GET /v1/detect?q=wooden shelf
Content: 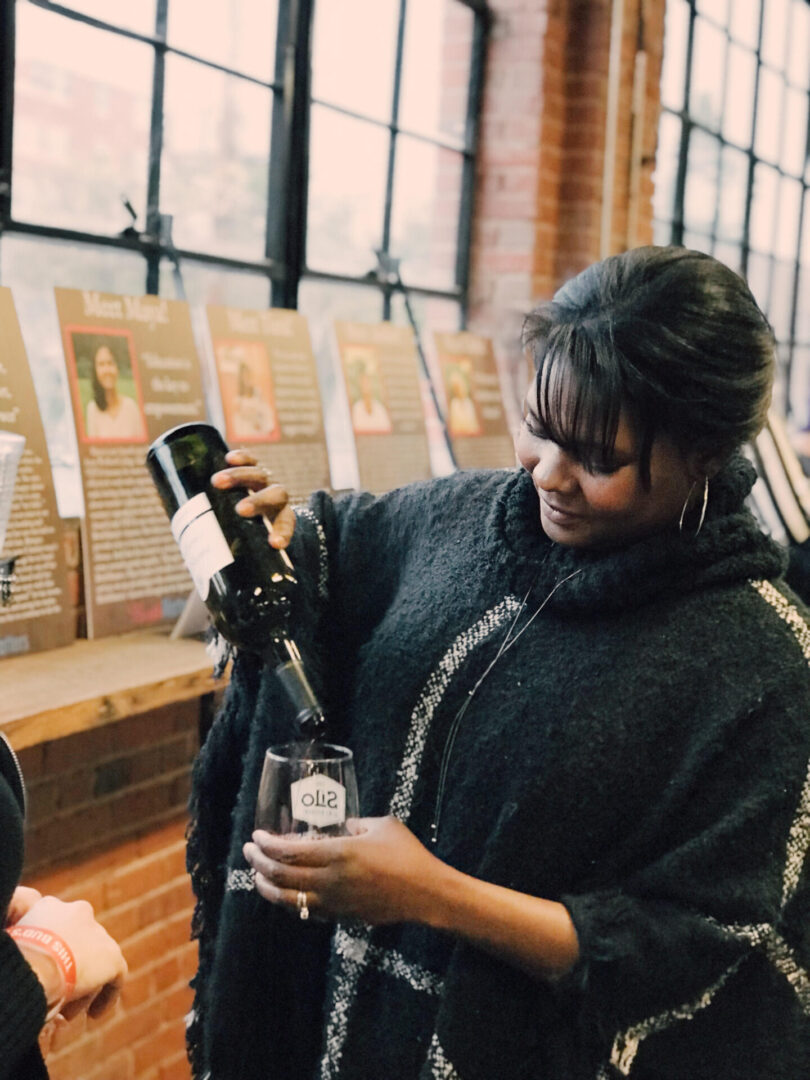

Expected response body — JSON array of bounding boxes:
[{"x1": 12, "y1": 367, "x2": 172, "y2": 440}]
[{"x1": 0, "y1": 630, "x2": 229, "y2": 750}]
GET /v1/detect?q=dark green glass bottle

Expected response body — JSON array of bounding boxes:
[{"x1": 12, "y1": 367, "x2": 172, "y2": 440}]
[{"x1": 146, "y1": 421, "x2": 325, "y2": 736}]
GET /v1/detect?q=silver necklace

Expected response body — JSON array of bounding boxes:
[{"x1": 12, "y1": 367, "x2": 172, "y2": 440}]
[{"x1": 429, "y1": 566, "x2": 583, "y2": 844}]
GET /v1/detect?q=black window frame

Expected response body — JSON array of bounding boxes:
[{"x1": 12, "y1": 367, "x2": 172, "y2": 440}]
[
  {"x1": 0, "y1": 0, "x2": 490, "y2": 324},
  {"x1": 655, "y1": 0, "x2": 810, "y2": 416}
]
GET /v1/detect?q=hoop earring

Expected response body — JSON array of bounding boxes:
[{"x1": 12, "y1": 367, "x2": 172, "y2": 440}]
[
  {"x1": 678, "y1": 480, "x2": 697, "y2": 533},
  {"x1": 695, "y1": 475, "x2": 709, "y2": 536},
  {"x1": 679, "y1": 477, "x2": 709, "y2": 536}
]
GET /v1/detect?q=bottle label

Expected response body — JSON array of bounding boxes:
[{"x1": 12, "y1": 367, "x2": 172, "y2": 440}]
[
  {"x1": 171, "y1": 492, "x2": 234, "y2": 601},
  {"x1": 290, "y1": 773, "x2": 346, "y2": 829}
]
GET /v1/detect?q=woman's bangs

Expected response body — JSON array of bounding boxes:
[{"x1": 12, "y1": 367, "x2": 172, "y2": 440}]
[{"x1": 538, "y1": 328, "x2": 624, "y2": 471}]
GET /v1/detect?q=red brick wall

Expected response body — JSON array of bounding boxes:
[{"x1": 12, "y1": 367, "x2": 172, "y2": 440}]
[
  {"x1": 469, "y1": 0, "x2": 666, "y2": 395},
  {"x1": 17, "y1": 703, "x2": 201, "y2": 1080}
]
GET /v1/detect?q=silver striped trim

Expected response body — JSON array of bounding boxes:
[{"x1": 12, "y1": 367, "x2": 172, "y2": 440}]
[
  {"x1": 319, "y1": 932, "x2": 366, "y2": 1080},
  {"x1": 319, "y1": 596, "x2": 521, "y2": 1079},
  {"x1": 598, "y1": 579, "x2": 810, "y2": 1076},
  {"x1": 295, "y1": 506, "x2": 329, "y2": 600},
  {"x1": 388, "y1": 595, "x2": 522, "y2": 822},
  {"x1": 426, "y1": 1033, "x2": 462, "y2": 1079},
  {"x1": 334, "y1": 926, "x2": 443, "y2": 996},
  {"x1": 764, "y1": 931, "x2": 810, "y2": 1012},
  {"x1": 713, "y1": 921, "x2": 810, "y2": 1014},
  {"x1": 608, "y1": 959, "x2": 745, "y2": 1076},
  {"x1": 225, "y1": 867, "x2": 256, "y2": 891}
]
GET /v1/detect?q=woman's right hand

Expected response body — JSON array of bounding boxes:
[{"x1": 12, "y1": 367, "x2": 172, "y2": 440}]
[
  {"x1": 15, "y1": 895, "x2": 127, "y2": 1019},
  {"x1": 211, "y1": 449, "x2": 296, "y2": 550}
]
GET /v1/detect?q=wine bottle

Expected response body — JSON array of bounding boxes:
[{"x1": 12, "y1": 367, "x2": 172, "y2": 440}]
[{"x1": 146, "y1": 421, "x2": 325, "y2": 737}]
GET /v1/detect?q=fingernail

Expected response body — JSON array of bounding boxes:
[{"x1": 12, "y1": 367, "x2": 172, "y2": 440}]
[{"x1": 236, "y1": 499, "x2": 255, "y2": 514}]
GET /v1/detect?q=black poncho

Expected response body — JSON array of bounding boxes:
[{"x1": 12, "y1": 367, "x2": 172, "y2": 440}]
[{"x1": 187, "y1": 456, "x2": 810, "y2": 1079}]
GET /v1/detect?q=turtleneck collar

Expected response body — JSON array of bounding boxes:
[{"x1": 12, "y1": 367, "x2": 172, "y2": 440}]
[{"x1": 490, "y1": 453, "x2": 787, "y2": 615}]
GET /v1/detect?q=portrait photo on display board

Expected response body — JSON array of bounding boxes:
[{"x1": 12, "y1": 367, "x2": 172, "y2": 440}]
[
  {"x1": 344, "y1": 345, "x2": 393, "y2": 435},
  {"x1": 442, "y1": 357, "x2": 482, "y2": 437},
  {"x1": 215, "y1": 340, "x2": 280, "y2": 444},
  {"x1": 64, "y1": 327, "x2": 147, "y2": 443}
]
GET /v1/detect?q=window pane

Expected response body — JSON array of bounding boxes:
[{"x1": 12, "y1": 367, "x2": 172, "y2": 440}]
[
  {"x1": 682, "y1": 230, "x2": 713, "y2": 254},
  {"x1": 761, "y1": 0, "x2": 790, "y2": 68},
  {"x1": 167, "y1": 0, "x2": 278, "y2": 81},
  {"x1": 158, "y1": 261, "x2": 271, "y2": 308},
  {"x1": 781, "y1": 87, "x2": 808, "y2": 176},
  {"x1": 768, "y1": 258, "x2": 796, "y2": 340},
  {"x1": 652, "y1": 111, "x2": 681, "y2": 223},
  {"x1": 689, "y1": 17, "x2": 726, "y2": 130},
  {"x1": 660, "y1": 0, "x2": 691, "y2": 111},
  {"x1": 796, "y1": 267, "x2": 810, "y2": 342},
  {"x1": 162, "y1": 56, "x2": 272, "y2": 260},
  {"x1": 787, "y1": 0, "x2": 810, "y2": 89},
  {"x1": 696, "y1": 0, "x2": 729, "y2": 22},
  {"x1": 311, "y1": 0, "x2": 398, "y2": 123},
  {"x1": 774, "y1": 176, "x2": 802, "y2": 259},
  {"x1": 684, "y1": 129, "x2": 720, "y2": 234},
  {"x1": 399, "y1": 0, "x2": 473, "y2": 144},
  {"x1": 297, "y1": 279, "x2": 384, "y2": 490},
  {"x1": 0, "y1": 235, "x2": 149, "y2": 517},
  {"x1": 716, "y1": 144, "x2": 749, "y2": 240},
  {"x1": 653, "y1": 218, "x2": 672, "y2": 245},
  {"x1": 390, "y1": 138, "x2": 462, "y2": 291},
  {"x1": 307, "y1": 107, "x2": 388, "y2": 276},
  {"x1": 746, "y1": 251, "x2": 772, "y2": 313},
  {"x1": 749, "y1": 163, "x2": 780, "y2": 251},
  {"x1": 390, "y1": 293, "x2": 461, "y2": 332},
  {"x1": 729, "y1": 0, "x2": 761, "y2": 46},
  {"x1": 62, "y1": 0, "x2": 156, "y2": 36},
  {"x1": 713, "y1": 240, "x2": 743, "y2": 273},
  {"x1": 12, "y1": 5, "x2": 152, "y2": 233},
  {"x1": 754, "y1": 67, "x2": 784, "y2": 164},
  {"x1": 722, "y1": 43, "x2": 757, "y2": 146},
  {"x1": 789, "y1": 347, "x2": 810, "y2": 426}
]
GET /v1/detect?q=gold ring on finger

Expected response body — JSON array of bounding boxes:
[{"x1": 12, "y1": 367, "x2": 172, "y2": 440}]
[{"x1": 296, "y1": 890, "x2": 310, "y2": 921}]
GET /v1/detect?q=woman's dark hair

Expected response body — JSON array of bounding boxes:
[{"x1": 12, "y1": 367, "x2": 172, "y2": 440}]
[
  {"x1": 521, "y1": 246, "x2": 775, "y2": 482},
  {"x1": 90, "y1": 343, "x2": 118, "y2": 412}
]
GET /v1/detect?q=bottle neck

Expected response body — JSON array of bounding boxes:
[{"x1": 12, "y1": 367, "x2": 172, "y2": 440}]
[{"x1": 263, "y1": 636, "x2": 326, "y2": 736}]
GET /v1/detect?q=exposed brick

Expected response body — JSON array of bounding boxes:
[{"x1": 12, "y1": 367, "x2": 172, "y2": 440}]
[
  {"x1": 159, "y1": 1052, "x2": 192, "y2": 1080},
  {"x1": 133, "y1": 1023, "x2": 187, "y2": 1077}
]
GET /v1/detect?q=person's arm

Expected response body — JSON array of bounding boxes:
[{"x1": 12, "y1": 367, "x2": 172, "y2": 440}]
[
  {"x1": 245, "y1": 816, "x2": 579, "y2": 981},
  {"x1": 0, "y1": 926, "x2": 49, "y2": 1079},
  {"x1": 246, "y1": 676, "x2": 809, "y2": 1033}
]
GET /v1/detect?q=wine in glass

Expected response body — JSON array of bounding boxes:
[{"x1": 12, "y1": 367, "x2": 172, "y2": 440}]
[{"x1": 255, "y1": 743, "x2": 359, "y2": 837}]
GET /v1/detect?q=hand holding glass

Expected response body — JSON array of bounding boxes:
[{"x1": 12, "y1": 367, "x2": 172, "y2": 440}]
[{"x1": 255, "y1": 743, "x2": 359, "y2": 837}]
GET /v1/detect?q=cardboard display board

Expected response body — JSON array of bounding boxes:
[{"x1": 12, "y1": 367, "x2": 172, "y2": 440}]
[
  {"x1": 334, "y1": 321, "x2": 432, "y2": 494},
  {"x1": 56, "y1": 287, "x2": 206, "y2": 638},
  {"x1": 206, "y1": 305, "x2": 331, "y2": 504},
  {"x1": 434, "y1": 331, "x2": 516, "y2": 470},
  {"x1": 0, "y1": 289, "x2": 74, "y2": 657}
]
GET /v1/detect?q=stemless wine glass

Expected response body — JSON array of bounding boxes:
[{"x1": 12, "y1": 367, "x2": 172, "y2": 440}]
[{"x1": 255, "y1": 743, "x2": 359, "y2": 837}]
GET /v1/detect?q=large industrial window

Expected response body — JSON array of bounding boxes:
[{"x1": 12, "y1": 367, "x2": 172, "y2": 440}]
[
  {"x1": 0, "y1": 0, "x2": 489, "y2": 507},
  {"x1": 653, "y1": 0, "x2": 809, "y2": 420}
]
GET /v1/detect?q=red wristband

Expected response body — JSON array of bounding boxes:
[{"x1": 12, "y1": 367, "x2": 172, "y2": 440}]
[{"x1": 7, "y1": 925, "x2": 77, "y2": 1007}]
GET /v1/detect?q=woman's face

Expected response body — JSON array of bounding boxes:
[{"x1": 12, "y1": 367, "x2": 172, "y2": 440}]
[
  {"x1": 515, "y1": 377, "x2": 699, "y2": 549},
  {"x1": 94, "y1": 346, "x2": 119, "y2": 390}
]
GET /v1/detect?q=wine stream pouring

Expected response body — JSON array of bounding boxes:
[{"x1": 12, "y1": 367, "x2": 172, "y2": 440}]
[{"x1": 146, "y1": 422, "x2": 326, "y2": 739}]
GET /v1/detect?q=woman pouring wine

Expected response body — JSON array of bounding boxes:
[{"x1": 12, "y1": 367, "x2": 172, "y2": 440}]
[{"x1": 186, "y1": 247, "x2": 810, "y2": 1079}]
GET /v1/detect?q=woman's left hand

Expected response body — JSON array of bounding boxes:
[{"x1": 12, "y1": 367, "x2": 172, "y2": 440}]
[{"x1": 243, "y1": 816, "x2": 448, "y2": 926}]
